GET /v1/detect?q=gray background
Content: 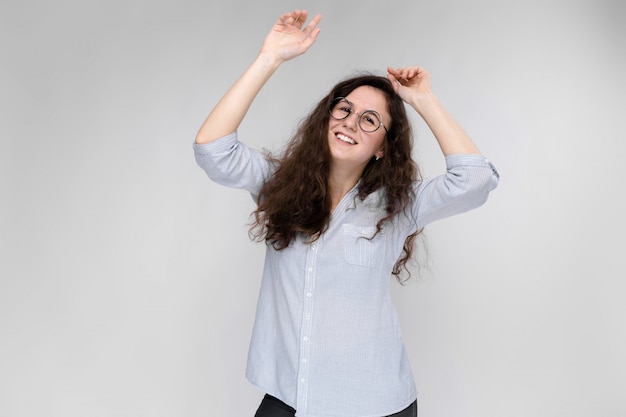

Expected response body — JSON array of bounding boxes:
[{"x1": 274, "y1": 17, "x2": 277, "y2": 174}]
[{"x1": 1, "y1": 0, "x2": 625, "y2": 416}]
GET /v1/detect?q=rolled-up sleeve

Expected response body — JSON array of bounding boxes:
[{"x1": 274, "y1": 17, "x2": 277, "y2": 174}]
[
  {"x1": 193, "y1": 132, "x2": 274, "y2": 201},
  {"x1": 412, "y1": 154, "x2": 499, "y2": 229}
]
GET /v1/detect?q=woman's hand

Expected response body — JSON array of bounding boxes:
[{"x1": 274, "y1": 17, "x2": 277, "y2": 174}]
[
  {"x1": 388, "y1": 65, "x2": 481, "y2": 155},
  {"x1": 195, "y1": 10, "x2": 320, "y2": 144},
  {"x1": 260, "y1": 10, "x2": 322, "y2": 64},
  {"x1": 387, "y1": 66, "x2": 432, "y2": 107}
]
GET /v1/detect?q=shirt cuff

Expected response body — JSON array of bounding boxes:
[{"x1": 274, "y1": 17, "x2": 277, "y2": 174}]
[
  {"x1": 445, "y1": 154, "x2": 499, "y2": 176},
  {"x1": 192, "y1": 131, "x2": 238, "y2": 155}
]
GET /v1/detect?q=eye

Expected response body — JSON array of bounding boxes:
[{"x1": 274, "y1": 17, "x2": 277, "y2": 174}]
[
  {"x1": 339, "y1": 106, "x2": 351, "y2": 115},
  {"x1": 362, "y1": 111, "x2": 380, "y2": 127},
  {"x1": 330, "y1": 99, "x2": 353, "y2": 120}
]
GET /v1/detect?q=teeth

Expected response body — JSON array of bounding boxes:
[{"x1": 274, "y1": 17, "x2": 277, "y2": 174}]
[{"x1": 337, "y1": 133, "x2": 355, "y2": 144}]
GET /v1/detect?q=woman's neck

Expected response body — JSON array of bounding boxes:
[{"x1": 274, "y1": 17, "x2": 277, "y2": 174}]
[{"x1": 328, "y1": 166, "x2": 363, "y2": 211}]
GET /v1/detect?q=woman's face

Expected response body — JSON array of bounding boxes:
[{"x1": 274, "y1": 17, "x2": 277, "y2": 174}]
[{"x1": 327, "y1": 86, "x2": 390, "y2": 171}]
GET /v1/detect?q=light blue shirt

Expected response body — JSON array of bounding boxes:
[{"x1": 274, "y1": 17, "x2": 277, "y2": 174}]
[{"x1": 194, "y1": 132, "x2": 499, "y2": 417}]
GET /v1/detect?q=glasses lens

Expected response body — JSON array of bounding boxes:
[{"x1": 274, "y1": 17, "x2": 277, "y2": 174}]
[
  {"x1": 359, "y1": 111, "x2": 382, "y2": 133},
  {"x1": 330, "y1": 98, "x2": 351, "y2": 120},
  {"x1": 329, "y1": 98, "x2": 383, "y2": 133}
]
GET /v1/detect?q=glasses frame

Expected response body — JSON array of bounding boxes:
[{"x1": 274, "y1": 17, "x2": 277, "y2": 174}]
[{"x1": 329, "y1": 97, "x2": 388, "y2": 134}]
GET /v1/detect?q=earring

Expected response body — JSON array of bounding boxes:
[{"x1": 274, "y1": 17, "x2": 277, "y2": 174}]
[{"x1": 375, "y1": 156, "x2": 381, "y2": 161}]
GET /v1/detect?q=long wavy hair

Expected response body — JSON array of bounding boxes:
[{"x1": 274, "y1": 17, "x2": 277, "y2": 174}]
[{"x1": 251, "y1": 74, "x2": 423, "y2": 280}]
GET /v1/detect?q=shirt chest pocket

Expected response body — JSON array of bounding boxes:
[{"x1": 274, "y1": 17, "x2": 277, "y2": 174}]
[{"x1": 342, "y1": 224, "x2": 384, "y2": 268}]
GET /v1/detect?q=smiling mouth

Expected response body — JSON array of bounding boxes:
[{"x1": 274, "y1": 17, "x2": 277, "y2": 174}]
[{"x1": 336, "y1": 133, "x2": 356, "y2": 145}]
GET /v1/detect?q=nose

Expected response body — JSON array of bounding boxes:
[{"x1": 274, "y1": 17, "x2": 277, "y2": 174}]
[{"x1": 343, "y1": 111, "x2": 359, "y2": 130}]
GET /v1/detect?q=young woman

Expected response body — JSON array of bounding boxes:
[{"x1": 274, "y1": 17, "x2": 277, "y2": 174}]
[{"x1": 194, "y1": 10, "x2": 499, "y2": 417}]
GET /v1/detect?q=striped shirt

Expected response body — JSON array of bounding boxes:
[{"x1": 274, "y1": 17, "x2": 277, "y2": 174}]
[{"x1": 194, "y1": 132, "x2": 499, "y2": 417}]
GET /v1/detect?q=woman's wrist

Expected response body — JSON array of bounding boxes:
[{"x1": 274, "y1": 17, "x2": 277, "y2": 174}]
[
  {"x1": 408, "y1": 90, "x2": 439, "y2": 116},
  {"x1": 256, "y1": 50, "x2": 285, "y2": 71}
]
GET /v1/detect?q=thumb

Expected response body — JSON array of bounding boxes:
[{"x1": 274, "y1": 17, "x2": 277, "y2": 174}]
[{"x1": 387, "y1": 70, "x2": 400, "y2": 94}]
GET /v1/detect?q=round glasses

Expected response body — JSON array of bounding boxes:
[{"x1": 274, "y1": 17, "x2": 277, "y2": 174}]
[{"x1": 329, "y1": 97, "x2": 388, "y2": 133}]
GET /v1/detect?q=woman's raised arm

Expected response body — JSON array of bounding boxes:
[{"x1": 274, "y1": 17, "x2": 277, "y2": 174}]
[{"x1": 195, "y1": 10, "x2": 322, "y2": 144}]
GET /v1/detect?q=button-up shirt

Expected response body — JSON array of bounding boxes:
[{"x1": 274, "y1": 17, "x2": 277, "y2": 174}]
[{"x1": 194, "y1": 132, "x2": 499, "y2": 417}]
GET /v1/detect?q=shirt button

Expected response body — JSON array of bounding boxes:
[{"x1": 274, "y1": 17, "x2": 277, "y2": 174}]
[
  {"x1": 303, "y1": 336, "x2": 309, "y2": 341},
  {"x1": 307, "y1": 267, "x2": 313, "y2": 272},
  {"x1": 306, "y1": 293, "x2": 312, "y2": 297},
  {"x1": 300, "y1": 378, "x2": 306, "y2": 383},
  {"x1": 311, "y1": 244, "x2": 316, "y2": 250},
  {"x1": 302, "y1": 358, "x2": 308, "y2": 363}
]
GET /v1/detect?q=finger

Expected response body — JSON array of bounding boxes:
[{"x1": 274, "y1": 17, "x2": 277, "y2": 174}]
[
  {"x1": 387, "y1": 68, "x2": 404, "y2": 83},
  {"x1": 387, "y1": 67, "x2": 399, "y2": 77},
  {"x1": 412, "y1": 67, "x2": 428, "y2": 82},
  {"x1": 406, "y1": 68, "x2": 418, "y2": 81},
  {"x1": 280, "y1": 10, "x2": 303, "y2": 26},
  {"x1": 303, "y1": 13, "x2": 322, "y2": 35},
  {"x1": 292, "y1": 9, "x2": 306, "y2": 27},
  {"x1": 388, "y1": 67, "x2": 406, "y2": 82},
  {"x1": 386, "y1": 72, "x2": 400, "y2": 93},
  {"x1": 303, "y1": 27, "x2": 322, "y2": 51},
  {"x1": 277, "y1": 12, "x2": 293, "y2": 25},
  {"x1": 393, "y1": 67, "x2": 408, "y2": 81}
]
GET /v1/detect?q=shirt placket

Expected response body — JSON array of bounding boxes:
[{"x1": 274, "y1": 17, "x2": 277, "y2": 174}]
[{"x1": 295, "y1": 237, "x2": 320, "y2": 414}]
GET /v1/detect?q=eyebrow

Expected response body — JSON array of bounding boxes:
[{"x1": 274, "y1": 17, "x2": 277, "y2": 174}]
[{"x1": 344, "y1": 98, "x2": 384, "y2": 116}]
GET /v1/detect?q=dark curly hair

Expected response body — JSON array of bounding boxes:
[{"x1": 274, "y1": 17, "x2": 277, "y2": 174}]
[{"x1": 251, "y1": 74, "x2": 423, "y2": 279}]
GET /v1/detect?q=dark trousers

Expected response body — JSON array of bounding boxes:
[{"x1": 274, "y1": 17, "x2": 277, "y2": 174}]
[{"x1": 254, "y1": 394, "x2": 418, "y2": 417}]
